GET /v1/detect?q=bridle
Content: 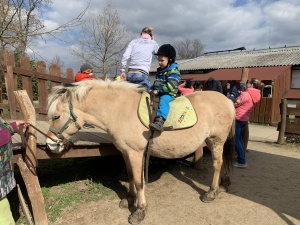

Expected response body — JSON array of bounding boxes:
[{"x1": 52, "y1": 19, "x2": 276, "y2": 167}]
[{"x1": 48, "y1": 101, "x2": 82, "y2": 144}]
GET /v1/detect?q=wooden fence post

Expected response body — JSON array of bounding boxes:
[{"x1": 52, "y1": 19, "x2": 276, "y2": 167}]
[
  {"x1": 5, "y1": 65, "x2": 17, "y2": 119},
  {"x1": 241, "y1": 68, "x2": 249, "y2": 84},
  {"x1": 49, "y1": 64, "x2": 61, "y2": 87},
  {"x1": 277, "y1": 98, "x2": 287, "y2": 144},
  {"x1": 14, "y1": 90, "x2": 48, "y2": 225},
  {"x1": 66, "y1": 68, "x2": 74, "y2": 80},
  {"x1": 20, "y1": 56, "x2": 33, "y2": 102},
  {"x1": 36, "y1": 61, "x2": 48, "y2": 120}
]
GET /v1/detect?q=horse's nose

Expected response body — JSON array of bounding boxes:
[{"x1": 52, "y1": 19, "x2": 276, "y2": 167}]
[{"x1": 46, "y1": 138, "x2": 65, "y2": 153}]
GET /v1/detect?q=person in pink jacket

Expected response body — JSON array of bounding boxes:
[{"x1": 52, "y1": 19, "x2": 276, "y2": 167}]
[
  {"x1": 234, "y1": 78, "x2": 262, "y2": 168},
  {"x1": 178, "y1": 80, "x2": 194, "y2": 96}
]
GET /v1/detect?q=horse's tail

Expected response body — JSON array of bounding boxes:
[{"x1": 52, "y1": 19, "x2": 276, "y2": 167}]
[{"x1": 223, "y1": 118, "x2": 235, "y2": 171}]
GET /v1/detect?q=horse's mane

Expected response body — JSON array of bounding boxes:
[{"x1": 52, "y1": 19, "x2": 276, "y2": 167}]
[{"x1": 47, "y1": 79, "x2": 146, "y2": 117}]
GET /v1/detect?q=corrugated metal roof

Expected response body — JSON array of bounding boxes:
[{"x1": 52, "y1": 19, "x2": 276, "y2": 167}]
[
  {"x1": 150, "y1": 46, "x2": 300, "y2": 72},
  {"x1": 181, "y1": 66, "x2": 290, "y2": 81}
]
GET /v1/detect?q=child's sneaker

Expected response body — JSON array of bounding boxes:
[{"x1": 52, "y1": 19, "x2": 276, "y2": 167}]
[{"x1": 233, "y1": 162, "x2": 247, "y2": 168}]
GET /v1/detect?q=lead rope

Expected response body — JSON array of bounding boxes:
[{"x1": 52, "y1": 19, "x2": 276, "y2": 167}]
[
  {"x1": 143, "y1": 95, "x2": 156, "y2": 185},
  {"x1": 20, "y1": 123, "x2": 64, "y2": 175}
]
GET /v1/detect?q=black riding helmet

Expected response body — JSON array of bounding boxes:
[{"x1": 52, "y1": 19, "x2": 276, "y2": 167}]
[{"x1": 155, "y1": 44, "x2": 176, "y2": 63}]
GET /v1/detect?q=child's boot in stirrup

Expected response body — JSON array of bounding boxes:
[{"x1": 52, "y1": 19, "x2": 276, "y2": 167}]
[{"x1": 149, "y1": 116, "x2": 164, "y2": 132}]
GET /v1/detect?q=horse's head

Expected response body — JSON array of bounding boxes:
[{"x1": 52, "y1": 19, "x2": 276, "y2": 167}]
[{"x1": 46, "y1": 84, "x2": 84, "y2": 153}]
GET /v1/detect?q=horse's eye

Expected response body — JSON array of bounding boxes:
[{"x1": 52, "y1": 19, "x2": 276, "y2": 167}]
[{"x1": 53, "y1": 115, "x2": 60, "y2": 121}]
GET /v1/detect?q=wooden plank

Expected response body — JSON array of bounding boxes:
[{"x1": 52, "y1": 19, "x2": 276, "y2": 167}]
[
  {"x1": 5, "y1": 65, "x2": 17, "y2": 119},
  {"x1": 264, "y1": 98, "x2": 272, "y2": 124},
  {"x1": 66, "y1": 68, "x2": 74, "y2": 80},
  {"x1": 285, "y1": 124, "x2": 300, "y2": 135},
  {"x1": 20, "y1": 56, "x2": 33, "y2": 102},
  {"x1": 258, "y1": 97, "x2": 266, "y2": 123},
  {"x1": 0, "y1": 103, "x2": 9, "y2": 109},
  {"x1": 36, "y1": 61, "x2": 49, "y2": 120},
  {"x1": 286, "y1": 108, "x2": 300, "y2": 117},
  {"x1": 2, "y1": 67, "x2": 74, "y2": 83},
  {"x1": 49, "y1": 64, "x2": 62, "y2": 88},
  {"x1": 36, "y1": 144, "x2": 120, "y2": 159},
  {"x1": 17, "y1": 184, "x2": 34, "y2": 225},
  {"x1": 14, "y1": 91, "x2": 48, "y2": 225},
  {"x1": 16, "y1": 158, "x2": 48, "y2": 225}
]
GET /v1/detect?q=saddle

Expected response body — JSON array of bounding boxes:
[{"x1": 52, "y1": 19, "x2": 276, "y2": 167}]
[{"x1": 138, "y1": 91, "x2": 197, "y2": 131}]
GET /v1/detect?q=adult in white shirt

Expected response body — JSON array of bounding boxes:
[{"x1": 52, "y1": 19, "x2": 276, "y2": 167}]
[{"x1": 120, "y1": 27, "x2": 159, "y2": 90}]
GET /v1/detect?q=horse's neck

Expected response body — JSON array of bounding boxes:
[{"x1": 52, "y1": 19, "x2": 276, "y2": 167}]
[{"x1": 85, "y1": 88, "x2": 141, "y2": 130}]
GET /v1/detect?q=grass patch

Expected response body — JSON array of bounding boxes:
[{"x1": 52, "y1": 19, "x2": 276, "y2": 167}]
[
  {"x1": 42, "y1": 180, "x2": 112, "y2": 222},
  {"x1": 12, "y1": 156, "x2": 128, "y2": 224}
]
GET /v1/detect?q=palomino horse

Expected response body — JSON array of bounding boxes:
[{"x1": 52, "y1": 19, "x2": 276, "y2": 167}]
[{"x1": 46, "y1": 80, "x2": 235, "y2": 224}]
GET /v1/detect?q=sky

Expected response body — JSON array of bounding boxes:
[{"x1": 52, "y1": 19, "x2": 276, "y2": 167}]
[{"x1": 28, "y1": 0, "x2": 300, "y2": 74}]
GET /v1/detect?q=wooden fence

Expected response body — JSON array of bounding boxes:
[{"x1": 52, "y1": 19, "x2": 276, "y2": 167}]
[
  {"x1": 0, "y1": 52, "x2": 74, "y2": 120},
  {"x1": 277, "y1": 98, "x2": 300, "y2": 144}
]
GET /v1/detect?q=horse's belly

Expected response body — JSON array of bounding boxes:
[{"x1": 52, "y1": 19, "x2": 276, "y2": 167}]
[{"x1": 149, "y1": 141, "x2": 199, "y2": 159}]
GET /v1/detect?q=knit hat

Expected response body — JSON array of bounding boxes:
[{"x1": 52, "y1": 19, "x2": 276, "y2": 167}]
[
  {"x1": 240, "y1": 83, "x2": 247, "y2": 91},
  {"x1": 185, "y1": 80, "x2": 192, "y2": 88},
  {"x1": 80, "y1": 63, "x2": 93, "y2": 73}
]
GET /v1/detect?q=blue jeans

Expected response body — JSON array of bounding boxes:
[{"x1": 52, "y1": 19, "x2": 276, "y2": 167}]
[
  {"x1": 235, "y1": 120, "x2": 248, "y2": 164},
  {"x1": 156, "y1": 95, "x2": 174, "y2": 120},
  {"x1": 127, "y1": 72, "x2": 150, "y2": 90}
]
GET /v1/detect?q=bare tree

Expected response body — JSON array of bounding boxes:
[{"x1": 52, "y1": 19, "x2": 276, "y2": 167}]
[
  {"x1": 70, "y1": 1, "x2": 132, "y2": 79},
  {"x1": 174, "y1": 38, "x2": 205, "y2": 60},
  {"x1": 0, "y1": 0, "x2": 86, "y2": 56}
]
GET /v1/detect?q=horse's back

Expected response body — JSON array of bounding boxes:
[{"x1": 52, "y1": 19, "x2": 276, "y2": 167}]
[{"x1": 149, "y1": 91, "x2": 235, "y2": 158}]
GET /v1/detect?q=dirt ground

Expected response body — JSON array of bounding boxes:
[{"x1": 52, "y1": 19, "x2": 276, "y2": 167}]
[{"x1": 48, "y1": 140, "x2": 299, "y2": 225}]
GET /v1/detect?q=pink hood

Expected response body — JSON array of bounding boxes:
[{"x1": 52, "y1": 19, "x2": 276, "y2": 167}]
[{"x1": 247, "y1": 88, "x2": 261, "y2": 104}]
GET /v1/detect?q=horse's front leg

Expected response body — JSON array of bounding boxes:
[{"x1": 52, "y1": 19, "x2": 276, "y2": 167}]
[
  {"x1": 128, "y1": 151, "x2": 146, "y2": 224},
  {"x1": 202, "y1": 144, "x2": 223, "y2": 203},
  {"x1": 119, "y1": 154, "x2": 136, "y2": 209},
  {"x1": 120, "y1": 151, "x2": 146, "y2": 224}
]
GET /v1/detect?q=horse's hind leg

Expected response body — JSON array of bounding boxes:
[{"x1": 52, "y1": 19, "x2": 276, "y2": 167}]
[
  {"x1": 202, "y1": 140, "x2": 223, "y2": 203},
  {"x1": 219, "y1": 165, "x2": 231, "y2": 192}
]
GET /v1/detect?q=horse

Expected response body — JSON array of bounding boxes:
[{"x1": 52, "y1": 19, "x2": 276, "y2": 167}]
[{"x1": 46, "y1": 79, "x2": 235, "y2": 224}]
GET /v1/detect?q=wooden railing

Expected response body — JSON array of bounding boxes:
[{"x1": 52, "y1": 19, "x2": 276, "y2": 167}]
[
  {"x1": 277, "y1": 98, "x2": 300, "y2": 143},
  {"x1": 0, "y1": 53, "x2": 74, "y2": 120}
]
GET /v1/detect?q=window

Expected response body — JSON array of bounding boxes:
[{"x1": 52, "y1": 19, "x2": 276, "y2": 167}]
[
  {"x1": 291, "y1": 69, "x2": 300, "y2": 88},
  {"x1": 262, "y1": 85, "x2": 272, "y2": 98}
]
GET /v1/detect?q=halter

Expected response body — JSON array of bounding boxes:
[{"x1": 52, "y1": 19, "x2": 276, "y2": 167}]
[{"x1": 49, "y1": 101, "x2": 81, "y2": 144}]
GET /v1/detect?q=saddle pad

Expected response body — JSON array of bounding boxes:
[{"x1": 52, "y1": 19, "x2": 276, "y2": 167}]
[{"x1": 138, "y1": 92, "x2": 197, "y2": 130}]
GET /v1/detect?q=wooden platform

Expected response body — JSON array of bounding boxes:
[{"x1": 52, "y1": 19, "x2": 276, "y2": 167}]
[{"x1": 12, "y1": 120, "x2": 120, "y2": 160}]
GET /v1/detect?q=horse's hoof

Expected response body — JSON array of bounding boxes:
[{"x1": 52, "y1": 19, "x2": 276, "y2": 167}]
[
  {"x1": 119, "y1": 197, "x2": 134, "y2": 209},
  {"x1": 128, "y1": 209, "x2": 145, "y2": 225},
  {"x1": 201, "y1": 191, "x2": 216, "y2": 203}
]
